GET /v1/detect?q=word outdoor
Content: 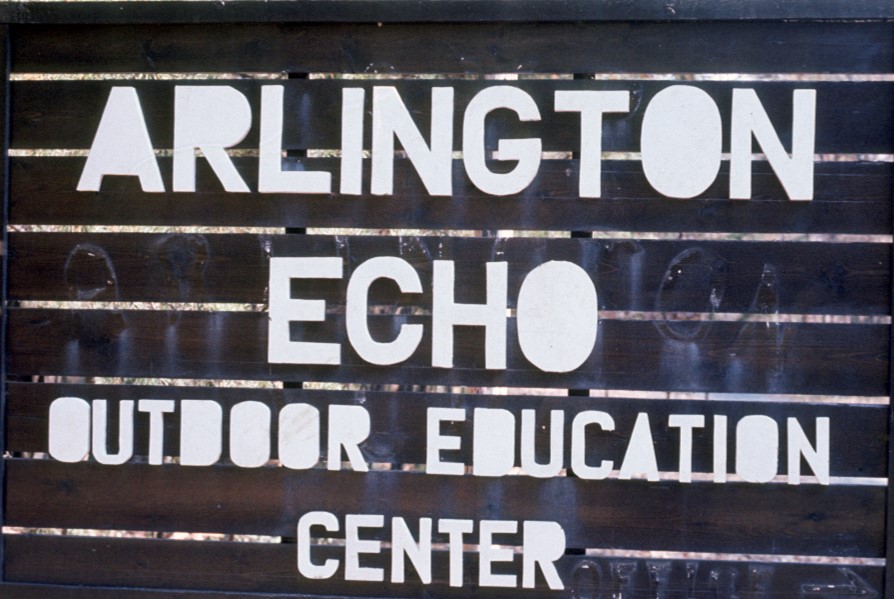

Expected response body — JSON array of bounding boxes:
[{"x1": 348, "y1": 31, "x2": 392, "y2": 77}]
[{"x1": 76, "y1": 83, "x2": 817, "y2": 200}]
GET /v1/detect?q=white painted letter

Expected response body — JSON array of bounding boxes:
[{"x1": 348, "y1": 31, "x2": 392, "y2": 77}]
[
  {"x1": 372, "y1": 86, "x2": 453, "y2": 196},
  {"x1": 571, "y1": 411, "x2": 614, "y2": 480},
  {"x1": 464, "y1": 85, "x2": 541, "y2": 195},
  {"x1": 731, "y1": 88, "x2": 816, "y2": 200},
  {"x1": 517, "y1": 261, "x2": 598, "y2": 372},
  {"x1": 341, "y1": 87, "x2": 366, "y2": 195},
  {"x1": 619, "y1": 413, "x2": 659, "y2": 481},
  {"x1": 432, "y1": 260, "x2": 507, "y2": 369},
  {"x1": 345, "y1": 514, "x2": 384, "y2": 582},
  {"x1": 77, "y1": 87, "x2": 164, "y2": 192},
  {"x1": 327, "y1": 404, "x2": 370, "y2": 472},
  {"x1": 230, "y1": 401, "x2": 271, "y2": 468},
  {"x1": 426, "y1": 407, "x2": 465, "y2": 476},
  {"x1": 49, "y1": 397, "x2": 91, "y2": 463},
  {"x1": 346, "y1": 256, "x2": 423, "y2": 365},
  {"x1": 297, "y1": 511, "x2": 339, "y2": 579},
  {"x1": 555, "y1": 90, "x2": 629, "y2": 197},
  {"x1": 787, "y1": 417, "x2": 830, "y2": 485},
  {"x1": 440, "y1": 519, "x2": 474, "y2": 587},
  {"x1": 473, "y1": 408, "x2": 515, "y2": 477},
  {"x1": 259, "y1": 85, "x2": 331, "y2": 193},
  {"x1": 391, "y1": 517, "x2": 432, "y2": 584},
  {"x1": 138, "y1": 399, "x2": 175, "y2": 465},
  {"x1": 92, "y1": 399, "x2": 134, "y2": 465},
  {"x1": 480, "y1": 520, "x2": 518, "y2": 588},
  {"x1": 641, "y1": 85, "x2": 722, "y2": 198},
  {"x1": 268, "y1": 257, "x2": 343, "y2": 365},
  {"x1": 173, "y1": 86, "x2": 251, "y2": 192},
  {"x1": 669, "y1": 414, "x2": 705, "y2": 483},
  {"x1": 521, "y1": 409, "x2": 564, "y2": 478},
  {"x1": 279, "y1": 403, "x2": 320, "y2": 470},
  {"x1": 523, "y1": 520, "x2": 565, "y2": 590},
  {"x1": 180, "y1": 400, "x2": 222, "y2": 467},
  {"x1": 736, "y1": 415, "x2": 778, "y2": 483},
  {"x1": 714, "y1": 415, "x2": 728, "y2": 483}
]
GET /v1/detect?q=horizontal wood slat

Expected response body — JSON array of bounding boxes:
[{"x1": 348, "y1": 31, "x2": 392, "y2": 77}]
[
  {"x1": 8, "y1": 383, "x2": 886, "y2": 478},
  {"x1": 10, "y1": 22, "x2": 894, "y2": 74},
  {"x1": 3, "y1": 534, "x2": 885, "y2": 598},
  {"x1": 7, "y1": 309, "x2": 888, "y2": 394},
  {"x1": 0, "y1": 582, "x2": 387, "y2": 599},
  {"x1": 11, "y1": 80, "x2": 892, "y2": 153},
  {"x1": 0, "y1": 20, "x2": 9, "y2": 580},
  {"x1": 4, "y1": 460, "x2": 885, "y2": 556},
  {"x1": 9, "y1": 233, "x2": 891, "y2": 315},
  {"x1": 12, "y1": 158, "x2": 892, "y2": 233},
  {"x1": 5, "y1": 1, "x2": 894, "y2": 24}
]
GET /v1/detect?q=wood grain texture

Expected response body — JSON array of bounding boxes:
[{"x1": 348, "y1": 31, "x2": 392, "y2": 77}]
[
  {"x1": 0, "y1": 21, "x2": 9, "y2": 577},
  {"x1": 9, "y1": 233, "x2": 891, "y2": 315},
  {"x1": 4, "y1": 459, "x2": 885, "y2": 556},
  {"x1": 11, "y1": 157, "x2": 893, "y2": 233},
  {"x1": 4, "y1": 1, "x2": 894, "y2": 24},
  {"x1": 3, "y1": 534, "x2": 885, "y2": 598},
  {"x1": 6, "y1": 309, "x2": 888, "y2": 395},
  {"x1": 885, "y1": 54, "x2": 894, "y2": 598},
  {"x1": 8, "y1": 382, "x2": 886, "y2": 478},
  {"x1": 10, "y1": 22, "x2": 894, "y2": 74}
]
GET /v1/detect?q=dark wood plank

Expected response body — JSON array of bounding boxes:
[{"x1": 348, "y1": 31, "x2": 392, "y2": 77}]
[
  {"x1": 4, "y1": 459, "x2": 885, "y2": 556},
  {"x1": 3, "y1": 534, "x2": 886, "y2": 598},
  {"x1": 8, "y1": 382, "x2": 886, "y2": 478},
  {"x1": 7, "y1": 309, "x2": 888, "y2": 395},
  {"x1": 0, "y1": 21, "x2": 9, "y2": 579},
  {"x1": 0, "y1": 583, "x2": 389, "y2": 599},
  {"x1": 10, "y1": 22, "x2": 894, "y2": 74},
  {"x1": 11, "y1": 157, "x2": 893, "y2": 233},
  {"x1": 12, "y1": 80, "x2": 893, "y2": 153},
  {"x1": 9, "y1": 233, "x2": 891, "y2": 316},
  {"x1": 885, "y1": 85, "x2": 894, "y2": 599},
  {"x1": 4, "y1": 0, "x2": 894, "y2": 24}
]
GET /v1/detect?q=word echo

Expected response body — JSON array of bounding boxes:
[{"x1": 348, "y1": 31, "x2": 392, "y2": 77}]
[
  {"x1": 47, "y1": 398, "x2": 830, "y2": 485},
  {"x1": 269, "y1": 257, "x2": 598, "y2": 372},
  {"x1": 77, "y1": 84, "x2": 816, "y2": 200}
]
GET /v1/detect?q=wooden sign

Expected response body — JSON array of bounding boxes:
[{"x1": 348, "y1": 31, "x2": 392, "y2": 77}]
[{"x1": 1, "y1": 1, "x2": 893, "y2": 597}]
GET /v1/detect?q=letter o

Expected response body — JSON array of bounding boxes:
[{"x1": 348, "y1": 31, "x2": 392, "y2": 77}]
[
  {"x1": 230, "y1": 401, "x2": 271, "y2": 468},
  {"x1": 517, "y1": 261, "x2": 598, "y2": 372},
  {"x1": 735, "y1": 415, "x2": 779, "y2": 483},
  {"x1": 641, "y1": 85, "x2": 722, "y2": 198},
  {"x1": 48, "y1": 397, "x2": 91, "y2": 463}
]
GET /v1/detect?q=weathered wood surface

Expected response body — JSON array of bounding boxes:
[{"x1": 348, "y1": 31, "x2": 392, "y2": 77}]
[
  {"x1": 3, "y1": 534, "x2": 885, "y2": 598},
  {"x1": 13, "y1": 158, "x2": 891, "y2": 233},
  {"x1": 11, "y1": 80, "x2": 892, "y2": 153},
  {"x1": 5, "y1": 459, "x2": 884, "y2": 556},
  {"x1": 0, "y1": 22, "x2": 10, "y2": 579},
  {"x1": 9, "y1": 233, "x2": 890, "y2": 315},
  {"x1": 7, "y1": 309, "x2": 888, "y2": 395},
  {"x1": 8, "y1": 383, "x2": 886, "y2": 478},
  {"x1": 9, "y1": 22, "x2": 894, "y2": 74},
  {"x1": 4, "y1": 0, "x2": 894, "y2": 24}
]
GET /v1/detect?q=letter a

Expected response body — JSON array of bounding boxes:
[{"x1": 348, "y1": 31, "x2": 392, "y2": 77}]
[{"x1": 77, "y1": 87, "x2": 165, "y2": 192}]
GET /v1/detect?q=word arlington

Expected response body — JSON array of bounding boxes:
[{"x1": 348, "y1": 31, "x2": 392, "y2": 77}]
[{"x1": 76, "y1": 84, "x2": 816, "y2": 200}]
